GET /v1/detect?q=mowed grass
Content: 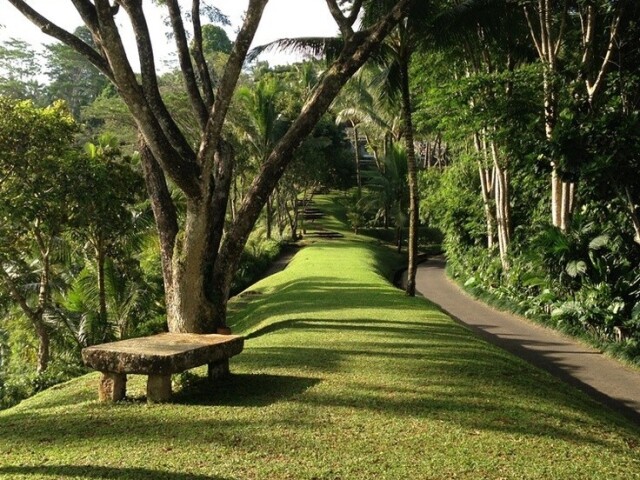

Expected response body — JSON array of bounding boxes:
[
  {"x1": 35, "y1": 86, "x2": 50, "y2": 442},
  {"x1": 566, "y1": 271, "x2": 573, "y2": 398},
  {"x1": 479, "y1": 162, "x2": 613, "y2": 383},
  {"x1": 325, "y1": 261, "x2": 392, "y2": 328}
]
[{"x1": 1, "y1": 196, "x2": 640, "y2": 479}]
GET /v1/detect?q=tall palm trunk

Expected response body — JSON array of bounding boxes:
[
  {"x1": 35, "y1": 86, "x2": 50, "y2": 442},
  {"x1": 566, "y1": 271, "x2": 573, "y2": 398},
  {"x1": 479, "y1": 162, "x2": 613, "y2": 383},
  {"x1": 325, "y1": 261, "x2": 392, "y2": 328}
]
[
  {"x1": 96, "y1": 235, "x2": 109, "y2": 339},
  {"x1": 400, "y1": 58, "x2": 419, "y2": 297},
  {"x1": 353, "y1": 123, "x2": 362, "y2": 189},
  {"x1": 35, "y1": 251, "x2": 51, "y2": 373}
]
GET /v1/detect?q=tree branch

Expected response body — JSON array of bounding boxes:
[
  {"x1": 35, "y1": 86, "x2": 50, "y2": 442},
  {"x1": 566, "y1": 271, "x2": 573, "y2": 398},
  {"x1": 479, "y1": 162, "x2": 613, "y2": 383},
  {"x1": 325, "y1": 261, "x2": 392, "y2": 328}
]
[
  {"x1": 6, "y1": 0, "x2": 114, "y2": 82},
  {"x1": 523, "y1": 6, "x2": 544, "y2": 61},
  {"x1": 553, "y1": 0, "x2": 568, "y2": 57},
  {"x1": 191, "y1": 0, "x2": 216, "y2": 109},
  {"x1": 138, "y1": 135, "x2": 179, "y2": 293},
  {"x1": 120, "y1": 0, "x2": 199, "y2": 165},
  {"x1": 0, "y1": 264, "x2": 37, "y2": 322},
  {"x1": 70, "y1": 0, "x2": 100, "y2": 30},
  {"x1": 198, "y1": 0, "x2": 269, "y2": 170},
  {"x1": 326, "y1": 0, "x2": 354, "y2": 38},
  {"x1": 92, "y1": 0, "x2": 201, "y2": 198},
  {"x1": 165, "y1": 0, "x2": 209, "y2": 130},
  {"x1": 217, "y1": 0, "x2": 413, "y2": 291},
  {"x1": 346, "y1": 0, "x2": 364, "y2": 26},
  {"x1": 587, "y1": 8, "x2": 623, "y2": 104}
]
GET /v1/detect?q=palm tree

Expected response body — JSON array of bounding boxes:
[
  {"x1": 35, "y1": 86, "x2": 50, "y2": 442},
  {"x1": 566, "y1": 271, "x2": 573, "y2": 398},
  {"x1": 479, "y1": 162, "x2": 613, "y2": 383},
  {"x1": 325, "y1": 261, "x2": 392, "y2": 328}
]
[
  {"x1": 362, "y1": 143, "x2": 409, "y2": 250},
  {"x1": 234, "y1": 77, "x2": 287, "y2": 239},
  {"x1": 362, "y1": 1, "x2": 435, "y2": 296},
  {"x1": 334, "y1": 74, "x2": 377, "y2": 189},
  {"x1": 251, "y1": 1, "x2": 432, "y2": 295}
]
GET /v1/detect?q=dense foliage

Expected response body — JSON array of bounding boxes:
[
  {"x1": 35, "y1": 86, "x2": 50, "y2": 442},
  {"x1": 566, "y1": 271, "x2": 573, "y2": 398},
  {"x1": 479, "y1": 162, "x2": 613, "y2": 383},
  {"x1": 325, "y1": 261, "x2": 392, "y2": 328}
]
[
  {"x1": 413, "y1": 1, "x2": 640, "y2": 362},
  {"x1": 1, "y1": 0, "x2": 640, "y2": 408},
  {"x1": 0, "y1": 35, "x2": 352, "y2": 408}
]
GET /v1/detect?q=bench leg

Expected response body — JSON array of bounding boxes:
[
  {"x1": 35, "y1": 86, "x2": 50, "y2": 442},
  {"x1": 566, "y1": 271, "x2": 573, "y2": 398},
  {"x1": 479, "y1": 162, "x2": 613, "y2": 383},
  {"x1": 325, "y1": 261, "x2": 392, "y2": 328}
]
[
  {"x1": 208, "y1": 359, "x2": 230, "y2": 381},
  {"x1": 99, "y1": 372, "x2": 126, "y2": 402},
  {"x1": 147, "y1": 374, "x2": 172, "y2": 403}
]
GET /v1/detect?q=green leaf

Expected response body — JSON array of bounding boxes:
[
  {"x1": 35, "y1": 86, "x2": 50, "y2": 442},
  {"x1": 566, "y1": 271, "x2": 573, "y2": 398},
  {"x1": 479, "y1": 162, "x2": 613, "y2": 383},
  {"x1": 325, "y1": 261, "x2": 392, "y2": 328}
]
[
  {"x1": 565, "y1": 260, "x2": 587, "y2": 278},
  {"x1": 588, "y1": 235, "x2": 609, "y2": 251}
]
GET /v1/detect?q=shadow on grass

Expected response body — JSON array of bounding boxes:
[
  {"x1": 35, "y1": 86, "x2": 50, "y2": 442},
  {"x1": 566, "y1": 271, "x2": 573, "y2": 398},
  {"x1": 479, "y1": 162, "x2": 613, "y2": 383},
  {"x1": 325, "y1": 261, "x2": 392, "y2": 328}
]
[
  {"x1": 230, "y1": 278, "x2": 433, "y2": 335},
  {"x1": 0, "y1": 373, "x2": 320, "y2": 448},
  {"x1": 0, "y1": 465, "x2": 230, "y2": 480},
  {"x1": 235, "y1": 343, "x2": 633, "y2": 448},
  {"x1": 244, "y1": 317, "x2": 473, "y2": 342},
  {"x1": 173, "y1": 373, "x2": 320, "y2": 407}
]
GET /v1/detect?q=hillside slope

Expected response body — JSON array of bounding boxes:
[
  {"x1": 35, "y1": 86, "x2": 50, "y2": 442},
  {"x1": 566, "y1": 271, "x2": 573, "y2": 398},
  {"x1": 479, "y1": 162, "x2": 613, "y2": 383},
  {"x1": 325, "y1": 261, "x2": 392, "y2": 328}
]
[{"x1": 1, "y1": 195, "x2": 639, "y2": 479}]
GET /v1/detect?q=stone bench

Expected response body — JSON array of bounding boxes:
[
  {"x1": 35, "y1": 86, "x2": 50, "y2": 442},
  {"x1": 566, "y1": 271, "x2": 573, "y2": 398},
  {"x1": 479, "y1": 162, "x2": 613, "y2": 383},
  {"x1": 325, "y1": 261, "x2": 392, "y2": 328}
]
[{"x1": 81, "y1": 332, "x2": 244, "y2": 403}]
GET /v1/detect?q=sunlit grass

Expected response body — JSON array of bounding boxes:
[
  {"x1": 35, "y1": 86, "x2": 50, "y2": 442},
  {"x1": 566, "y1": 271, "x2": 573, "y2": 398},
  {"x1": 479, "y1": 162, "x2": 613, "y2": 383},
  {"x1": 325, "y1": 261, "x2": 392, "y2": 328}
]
[{"x1": 1, "y1": 195, "x2": 639, "y2": 479}]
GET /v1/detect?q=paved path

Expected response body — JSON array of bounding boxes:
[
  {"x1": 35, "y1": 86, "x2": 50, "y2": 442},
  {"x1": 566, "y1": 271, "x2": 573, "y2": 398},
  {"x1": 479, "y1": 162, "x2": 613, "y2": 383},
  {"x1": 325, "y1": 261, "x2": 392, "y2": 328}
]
[{"x1": 414, "y1": 256, "x2": 640, "y2": 424}]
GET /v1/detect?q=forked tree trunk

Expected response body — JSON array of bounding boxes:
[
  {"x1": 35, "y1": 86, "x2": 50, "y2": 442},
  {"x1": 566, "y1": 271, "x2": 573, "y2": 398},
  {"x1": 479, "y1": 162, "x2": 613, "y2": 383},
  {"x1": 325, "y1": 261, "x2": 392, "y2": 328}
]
[
  {"x1": 494, "y1": 165, "x2": 511, "y2": 270},
  {"x1": 490, "y1": 141, "x2": 511, "y2": 271},
  {"x1": 474, "y1": 132, "x2": 495, "y2": 249},
  {"x1": 480, "y1": 166, "x2": 495, "y2": 250},
  {"x1": 526, "y1": 2, "x2": 576, "y2": 231},
  {"x1": 10, "y1": 0, "x2": 412, "y2": 334},
  {"x1": 140, "y1": 139, "x2": 231, "y2": 333}
]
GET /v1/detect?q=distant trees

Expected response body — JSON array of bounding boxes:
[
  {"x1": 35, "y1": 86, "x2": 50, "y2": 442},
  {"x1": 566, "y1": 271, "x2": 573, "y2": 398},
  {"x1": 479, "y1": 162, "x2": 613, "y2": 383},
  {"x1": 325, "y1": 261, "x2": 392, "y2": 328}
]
[
  {"x1": 0, "y1": 100, "x2": 143, "y2": 372},
  {"x1": 0, "y1": 99, "x2": 79, "y2": 372},
  {"x1": 44, "y1": 27, "x2": 109, "y2": 118},
  {"x1": 413, "y1": 0, "x2": 640, "y2": 352},
  {"x1": 8, "y1": 0, "x2": 412, "y2": 334},
  {"x1": 0, "y1": 39, "x2": 42, "y2": 99}
]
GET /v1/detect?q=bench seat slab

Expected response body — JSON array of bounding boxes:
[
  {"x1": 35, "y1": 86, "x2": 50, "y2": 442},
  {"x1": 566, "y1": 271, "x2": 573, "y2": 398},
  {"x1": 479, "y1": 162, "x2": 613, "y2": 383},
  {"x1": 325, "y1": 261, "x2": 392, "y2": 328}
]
[
  {"x1": 83, "y1": 333, "x2": 244, "y2": 403},
  {"x1": 82, "y1": 333, "x2": 244, "y2": 375}
]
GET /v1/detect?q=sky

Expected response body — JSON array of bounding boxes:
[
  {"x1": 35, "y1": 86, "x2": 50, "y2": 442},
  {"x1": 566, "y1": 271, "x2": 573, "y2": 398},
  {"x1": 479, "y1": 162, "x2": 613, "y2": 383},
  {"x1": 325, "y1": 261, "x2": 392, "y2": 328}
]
[{"x1": 0, "y1": 0, "x2": 339, "y2": 69}]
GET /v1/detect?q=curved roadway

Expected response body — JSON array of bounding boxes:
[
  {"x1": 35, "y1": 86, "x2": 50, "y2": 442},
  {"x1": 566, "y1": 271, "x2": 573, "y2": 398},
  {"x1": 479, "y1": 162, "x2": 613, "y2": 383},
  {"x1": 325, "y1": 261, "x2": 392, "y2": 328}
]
[{"x1": 415, "y1": 256, "x2": 640, "y2": 425}]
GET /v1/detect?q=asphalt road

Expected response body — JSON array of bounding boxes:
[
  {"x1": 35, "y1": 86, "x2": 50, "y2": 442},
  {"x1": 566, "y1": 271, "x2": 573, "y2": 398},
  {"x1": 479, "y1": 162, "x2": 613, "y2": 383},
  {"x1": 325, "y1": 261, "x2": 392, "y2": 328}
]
[{"x1": 414, "y1": 256, "x2": 640, "y2": 425}]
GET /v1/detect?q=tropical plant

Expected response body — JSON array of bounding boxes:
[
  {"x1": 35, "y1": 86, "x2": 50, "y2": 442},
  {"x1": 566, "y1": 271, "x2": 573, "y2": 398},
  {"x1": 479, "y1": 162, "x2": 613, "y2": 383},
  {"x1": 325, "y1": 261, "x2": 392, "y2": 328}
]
[{"x1": 0, "y1": 98, "x2": 79, "y2": 372}]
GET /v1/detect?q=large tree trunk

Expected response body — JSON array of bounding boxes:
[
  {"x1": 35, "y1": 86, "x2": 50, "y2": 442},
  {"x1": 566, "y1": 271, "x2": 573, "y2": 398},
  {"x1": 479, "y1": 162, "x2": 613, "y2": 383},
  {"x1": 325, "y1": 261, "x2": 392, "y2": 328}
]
[
  {"x1": 167, "y1": 200, "x2": 216, "y2": 333},
  {"x1": 401, "y1": 59, "x2": 419, "y2": 297},
  {"x1": 9, "y1": 0, "x2": 413, "y2": 334}
]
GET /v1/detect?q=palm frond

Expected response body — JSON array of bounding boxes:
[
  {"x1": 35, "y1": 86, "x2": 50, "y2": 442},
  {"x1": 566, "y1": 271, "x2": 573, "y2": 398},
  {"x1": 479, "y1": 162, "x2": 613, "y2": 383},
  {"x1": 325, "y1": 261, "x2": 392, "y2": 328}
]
[
  {"x1": 247, "y1": 37, "x2": 344, "y2": 63},
  {"x1": 429, "y1": 0, "x2": 524, "y2": 50}
]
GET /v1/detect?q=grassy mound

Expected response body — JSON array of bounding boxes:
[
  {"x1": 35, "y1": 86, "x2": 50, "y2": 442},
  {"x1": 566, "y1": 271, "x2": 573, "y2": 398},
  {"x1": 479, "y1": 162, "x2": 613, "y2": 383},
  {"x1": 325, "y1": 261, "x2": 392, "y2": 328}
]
[{"x1": 1, "y1": 196, "x2": 639, "y2": 479}]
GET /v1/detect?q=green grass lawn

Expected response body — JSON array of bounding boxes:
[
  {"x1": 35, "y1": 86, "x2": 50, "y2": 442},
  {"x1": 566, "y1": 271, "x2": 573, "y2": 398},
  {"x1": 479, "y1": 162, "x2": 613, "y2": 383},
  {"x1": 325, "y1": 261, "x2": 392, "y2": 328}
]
[{"x1": 1, "y1": 195, "x2": 640, "y2": 479}]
